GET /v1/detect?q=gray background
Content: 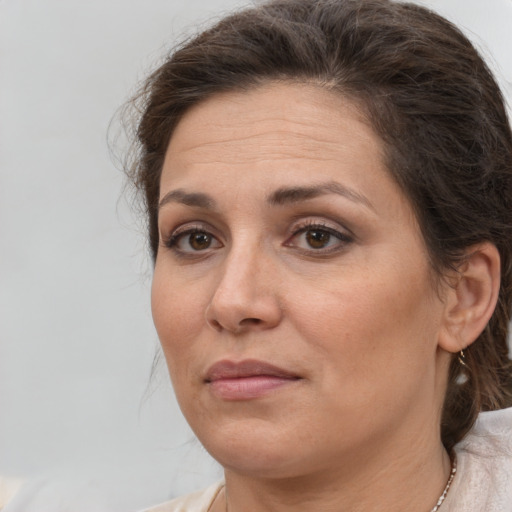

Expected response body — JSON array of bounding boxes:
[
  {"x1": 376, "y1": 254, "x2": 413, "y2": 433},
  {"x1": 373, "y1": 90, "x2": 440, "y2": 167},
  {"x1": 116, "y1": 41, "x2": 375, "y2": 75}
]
[{"x1": 1, "y1": 0, "x2": 511, "y2": 510}]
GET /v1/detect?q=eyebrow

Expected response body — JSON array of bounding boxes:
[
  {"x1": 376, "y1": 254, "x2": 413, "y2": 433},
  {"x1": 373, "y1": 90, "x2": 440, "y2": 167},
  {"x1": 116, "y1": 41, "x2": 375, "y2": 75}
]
[
  {"x1": 158, "y1": 189, "x2": 217, "y2": 210},
  {"x1": 158, "y1": 181, "x2": 373, "y2": 211},
  {"x1": 268, "y1": 181, "x2": 374, "y2": 210}
]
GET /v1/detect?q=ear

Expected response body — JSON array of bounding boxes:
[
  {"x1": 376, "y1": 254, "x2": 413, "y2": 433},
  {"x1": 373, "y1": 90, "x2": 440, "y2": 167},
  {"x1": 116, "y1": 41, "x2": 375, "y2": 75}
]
[{"x1": 438, "y1": 242, "x2": 501, "y2": 354}]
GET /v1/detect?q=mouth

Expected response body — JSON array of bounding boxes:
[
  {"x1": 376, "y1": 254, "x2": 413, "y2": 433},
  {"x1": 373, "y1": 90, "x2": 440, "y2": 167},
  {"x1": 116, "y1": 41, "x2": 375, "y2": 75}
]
[{"x1": 204, "y1": 359, "x2": 302, "y2": 401}]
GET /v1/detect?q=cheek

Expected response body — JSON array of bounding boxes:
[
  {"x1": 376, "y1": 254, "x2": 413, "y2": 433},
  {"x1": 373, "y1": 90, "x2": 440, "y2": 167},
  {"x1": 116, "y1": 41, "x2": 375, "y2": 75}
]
[
  {"x1": 151, "y1": 266, "x2": 207, "y2": 377},
  {"x1": 290, "y1": 263, "x2": 441, "y2": 391}
]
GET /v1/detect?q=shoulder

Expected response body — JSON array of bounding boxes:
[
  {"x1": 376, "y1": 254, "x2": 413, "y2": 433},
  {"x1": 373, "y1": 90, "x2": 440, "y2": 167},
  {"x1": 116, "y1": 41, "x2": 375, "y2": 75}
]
[
  {"x1": 446, "y1": 407, "x2": 512, "y2": 511},
  {"x1": 141, "y1": 482, "x2": 224, "y2": 512},
  {"x1": 458, "y1": 406, "x2": 512, "y2": 459}
]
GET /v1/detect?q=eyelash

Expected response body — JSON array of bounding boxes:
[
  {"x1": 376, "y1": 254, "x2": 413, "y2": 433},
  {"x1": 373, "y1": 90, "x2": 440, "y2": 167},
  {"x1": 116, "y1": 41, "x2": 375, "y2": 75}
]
[
  {"x1": 286, "y1": 221, "x2": 353, "y2": 254},
  {"x1": 162, "y1": 220, "x2": 353, "y2": 258}
]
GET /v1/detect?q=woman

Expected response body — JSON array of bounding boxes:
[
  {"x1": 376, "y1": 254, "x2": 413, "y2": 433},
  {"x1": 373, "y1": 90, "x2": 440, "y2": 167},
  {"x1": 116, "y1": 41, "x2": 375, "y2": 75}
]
[{"x1": 125, "y1": 0, "x2": 512, "y2": 510}]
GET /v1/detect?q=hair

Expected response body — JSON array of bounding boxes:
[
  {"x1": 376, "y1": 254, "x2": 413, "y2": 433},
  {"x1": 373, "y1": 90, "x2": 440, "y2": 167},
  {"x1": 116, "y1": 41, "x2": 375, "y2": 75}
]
[{"x1": 124, "y1": 0, "x2": 512, "y2": 451}]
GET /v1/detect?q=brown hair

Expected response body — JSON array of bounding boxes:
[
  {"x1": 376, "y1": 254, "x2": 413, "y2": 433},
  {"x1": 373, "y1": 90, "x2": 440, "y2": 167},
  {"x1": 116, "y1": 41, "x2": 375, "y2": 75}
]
[{"x1": 125, "y1": 0, "x2": 512, "y2": 450}]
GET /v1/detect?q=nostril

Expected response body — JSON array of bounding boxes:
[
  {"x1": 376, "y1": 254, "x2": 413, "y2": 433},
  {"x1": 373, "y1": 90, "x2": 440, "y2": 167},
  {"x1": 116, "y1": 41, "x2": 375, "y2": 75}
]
[
  {"x1": 240, "y1": 318, "x2": 263, "y2": 326},
  {"x1": 207, "y1": 315, "x2": 264, "y2": 333},
  {"x1": 209, "y1": 319, "x2": 223, "y2": 331}
]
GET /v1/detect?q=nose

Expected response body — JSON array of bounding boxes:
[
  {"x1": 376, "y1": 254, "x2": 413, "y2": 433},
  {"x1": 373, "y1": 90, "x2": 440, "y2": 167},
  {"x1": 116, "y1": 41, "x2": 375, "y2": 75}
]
[{"x1": 205, "y1": 243, "x2": 283, "y2": 334}]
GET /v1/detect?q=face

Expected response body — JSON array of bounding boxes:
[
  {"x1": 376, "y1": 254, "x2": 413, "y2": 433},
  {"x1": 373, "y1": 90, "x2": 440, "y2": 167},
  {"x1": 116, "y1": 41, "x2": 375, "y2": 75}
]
[{"x1": 152, "y1": 82, "x2": 449, "y2": 480}]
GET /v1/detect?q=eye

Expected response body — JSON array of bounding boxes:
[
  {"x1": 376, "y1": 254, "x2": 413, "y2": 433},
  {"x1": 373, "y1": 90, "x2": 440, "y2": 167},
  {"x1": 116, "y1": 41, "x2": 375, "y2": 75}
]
[
  {"x1": 286, "y1": 222, "x2": 353, "y2": 253},
  {"x1": 304, "y1": 229, "x2": 333, "y2": 249},
  {"x1": 164, "y1": 227, "x2": 223, "y2": 254}
]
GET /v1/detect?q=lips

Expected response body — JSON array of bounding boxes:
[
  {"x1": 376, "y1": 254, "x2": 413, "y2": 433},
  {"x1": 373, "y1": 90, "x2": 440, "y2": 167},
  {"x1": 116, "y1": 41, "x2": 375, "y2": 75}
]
[{"x1": 205, "y1": 359, "x2": 301, "y2": 400}]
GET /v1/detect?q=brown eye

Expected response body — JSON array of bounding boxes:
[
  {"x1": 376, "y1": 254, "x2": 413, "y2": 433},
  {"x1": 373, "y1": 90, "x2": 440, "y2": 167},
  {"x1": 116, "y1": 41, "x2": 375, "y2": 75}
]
[
  {"x1": 306, "y1": 229, "x2": 331, "y2": 249},
  {"x1": 165, "y1": 227, "x2": 222, "y2": 254},
  {"x1": 285, "y1": 222, "x2": 353, "y2": 254},
  {"x1": 189, "y1": 232, "x2": 212, "y2": 250}
]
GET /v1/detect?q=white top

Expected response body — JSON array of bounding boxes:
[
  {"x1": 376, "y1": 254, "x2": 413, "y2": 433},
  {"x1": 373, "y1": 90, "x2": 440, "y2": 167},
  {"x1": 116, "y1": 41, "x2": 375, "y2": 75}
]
[
  {"x1": 141, "y1": 482, "x2": 224, "y2": 512},
  {"x1": 442, "y1": 406, "x2": 512, "y2": 511},
  {"x1": 141, "y1": 407, "x2": 512, "y2": 512}
]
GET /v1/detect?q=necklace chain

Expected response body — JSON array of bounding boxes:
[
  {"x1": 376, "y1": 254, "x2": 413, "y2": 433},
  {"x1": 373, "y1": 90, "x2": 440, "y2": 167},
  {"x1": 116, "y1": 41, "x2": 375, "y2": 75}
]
[{"x1": 430, "y1": 456, "x2": 457, "y2": 512}]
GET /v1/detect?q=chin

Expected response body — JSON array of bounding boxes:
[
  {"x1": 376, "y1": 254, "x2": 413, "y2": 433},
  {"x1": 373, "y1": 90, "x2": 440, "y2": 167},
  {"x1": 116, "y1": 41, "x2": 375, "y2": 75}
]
[
  {"x1": 194, "y1": 420, "x2": 309, "y2": 478},
  {"x1": 213, "y1": 447, "x2": 306, "y2": 480}
]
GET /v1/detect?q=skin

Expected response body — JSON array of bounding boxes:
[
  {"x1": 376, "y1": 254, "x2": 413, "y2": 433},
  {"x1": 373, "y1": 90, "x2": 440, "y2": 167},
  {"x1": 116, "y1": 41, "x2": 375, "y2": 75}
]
[{"x1": 152, "y1": 82, "x2": 459, "y2": 511}]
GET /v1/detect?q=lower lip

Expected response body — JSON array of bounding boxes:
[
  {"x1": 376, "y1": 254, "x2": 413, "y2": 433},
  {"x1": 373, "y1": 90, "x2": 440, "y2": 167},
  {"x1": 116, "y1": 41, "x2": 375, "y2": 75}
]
[{"x1": 208, "y1": 376, "x2": 300, "y2": 400}]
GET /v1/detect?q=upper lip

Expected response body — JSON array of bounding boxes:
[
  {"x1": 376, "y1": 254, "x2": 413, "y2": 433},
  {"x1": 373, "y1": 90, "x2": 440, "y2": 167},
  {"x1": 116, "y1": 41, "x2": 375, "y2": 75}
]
[{"x1": 205, "y1": 359, "x2": 300, "y2": 382}]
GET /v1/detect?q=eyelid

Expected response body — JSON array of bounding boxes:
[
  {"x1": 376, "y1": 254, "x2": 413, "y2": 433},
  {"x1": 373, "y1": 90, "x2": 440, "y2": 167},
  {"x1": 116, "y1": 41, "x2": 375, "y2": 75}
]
[
  {"x1": 290, "y1": 217, "x2": 354, "y2": 238},
  {"x1": 160, "y1": 219, "x2": 216, "y2": 241}
]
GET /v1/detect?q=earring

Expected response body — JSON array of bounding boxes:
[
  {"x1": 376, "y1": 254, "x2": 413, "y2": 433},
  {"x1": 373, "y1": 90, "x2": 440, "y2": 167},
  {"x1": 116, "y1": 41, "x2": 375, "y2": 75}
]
[{"x1": 458, "y1": 349, "x2": 468, "y2": 368}]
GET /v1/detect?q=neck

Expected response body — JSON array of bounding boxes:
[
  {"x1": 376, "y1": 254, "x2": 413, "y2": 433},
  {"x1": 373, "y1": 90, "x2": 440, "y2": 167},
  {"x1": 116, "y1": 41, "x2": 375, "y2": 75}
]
[{"x1": 216, "y1": 432, "x2": 451, "y2": 512}]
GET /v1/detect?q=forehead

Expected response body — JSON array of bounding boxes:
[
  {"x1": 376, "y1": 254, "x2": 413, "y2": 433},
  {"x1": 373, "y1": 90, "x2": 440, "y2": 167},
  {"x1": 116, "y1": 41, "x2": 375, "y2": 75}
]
[{"x1": 164, "y1": 82, "x2": 384, "y2": 172}]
